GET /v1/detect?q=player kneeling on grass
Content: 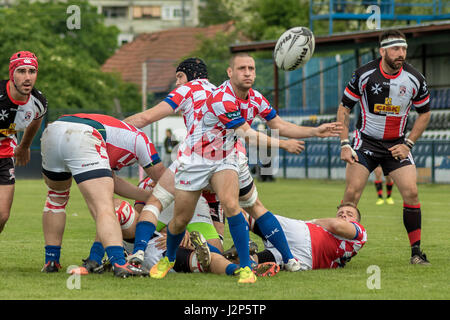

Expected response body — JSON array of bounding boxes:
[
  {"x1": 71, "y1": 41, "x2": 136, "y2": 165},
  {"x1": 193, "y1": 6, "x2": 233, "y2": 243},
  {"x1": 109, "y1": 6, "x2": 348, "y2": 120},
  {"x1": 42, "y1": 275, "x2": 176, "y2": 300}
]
[{"x1": 223, "y1": 203, "x2": 367, "y2": 271}]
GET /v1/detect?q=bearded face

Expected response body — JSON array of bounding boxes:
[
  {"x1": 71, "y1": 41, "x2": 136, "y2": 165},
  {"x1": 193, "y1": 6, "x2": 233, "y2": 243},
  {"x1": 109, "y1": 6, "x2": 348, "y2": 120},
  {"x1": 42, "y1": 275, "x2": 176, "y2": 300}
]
[{"x1": 381, "y1": 46, "x2": 406, "y2": 72}]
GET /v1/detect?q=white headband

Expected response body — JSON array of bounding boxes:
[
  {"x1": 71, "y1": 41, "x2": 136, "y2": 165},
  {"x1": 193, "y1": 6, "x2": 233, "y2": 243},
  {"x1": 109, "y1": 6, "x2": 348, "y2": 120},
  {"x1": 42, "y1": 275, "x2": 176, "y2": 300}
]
[{"x1": 380, "y1": 38, "x2": 408, "y2": 49}]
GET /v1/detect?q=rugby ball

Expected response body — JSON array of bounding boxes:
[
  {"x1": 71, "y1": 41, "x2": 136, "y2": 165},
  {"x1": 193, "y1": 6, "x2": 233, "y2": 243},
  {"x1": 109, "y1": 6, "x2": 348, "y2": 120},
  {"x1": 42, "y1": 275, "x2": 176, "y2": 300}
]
[{"x1": 273, "y1": 27, "x2": 315, "y2": 71}]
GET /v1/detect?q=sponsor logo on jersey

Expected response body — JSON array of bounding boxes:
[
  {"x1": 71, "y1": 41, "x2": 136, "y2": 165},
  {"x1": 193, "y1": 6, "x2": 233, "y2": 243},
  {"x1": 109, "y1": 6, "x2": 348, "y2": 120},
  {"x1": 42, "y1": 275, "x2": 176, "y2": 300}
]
[
  {"x1": 0, "y1": 123, "x2": 17, "y2": 136},
  {"x1": 225, "y1": 111, "x2": 241, "y2": 120},
  {"x1": 374, "y1": 97, "x2": 400, "y2": 114}
]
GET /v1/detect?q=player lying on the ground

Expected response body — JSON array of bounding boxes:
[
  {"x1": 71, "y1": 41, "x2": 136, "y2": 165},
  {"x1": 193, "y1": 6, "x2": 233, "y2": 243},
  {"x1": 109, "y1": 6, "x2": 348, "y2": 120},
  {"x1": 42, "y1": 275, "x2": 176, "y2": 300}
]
[
  {"x1": 213, "y1": 202, "x2": 367, "y2": 272},
  {"x1": 137, "y1": 202, "x2": 366, "y2": 277}
]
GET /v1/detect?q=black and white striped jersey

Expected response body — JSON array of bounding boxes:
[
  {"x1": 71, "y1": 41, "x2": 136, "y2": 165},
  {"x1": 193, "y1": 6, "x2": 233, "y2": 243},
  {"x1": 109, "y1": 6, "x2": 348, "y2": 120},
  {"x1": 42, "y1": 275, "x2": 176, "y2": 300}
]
[
  {"x1": 0, "y1": 80, "x2": 47, "y2": 157},
  {"x1": 341, "y1": 57, "x2": 430, "y2": 141}
]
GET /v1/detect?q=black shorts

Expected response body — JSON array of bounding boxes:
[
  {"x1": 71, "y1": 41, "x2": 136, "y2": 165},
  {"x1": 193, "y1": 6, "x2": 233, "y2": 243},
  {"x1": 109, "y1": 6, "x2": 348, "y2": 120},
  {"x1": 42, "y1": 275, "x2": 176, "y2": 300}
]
[
  {"x1": 0, "y1": 158, "x2": 15, "y2": 185},
  {"x1": 353, "y1": 133, "x2": 414, "y2": 175}
]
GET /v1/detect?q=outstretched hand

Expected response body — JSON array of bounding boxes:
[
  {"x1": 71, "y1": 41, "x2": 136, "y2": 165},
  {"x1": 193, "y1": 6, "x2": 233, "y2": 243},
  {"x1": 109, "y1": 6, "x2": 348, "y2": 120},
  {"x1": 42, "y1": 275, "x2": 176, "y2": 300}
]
[
  {"x1": 315, "y1": 122, "x2": 344, "y2": 138},
  {"x1": 281, "y1": 139, "x2": 305, "y2": 154}
]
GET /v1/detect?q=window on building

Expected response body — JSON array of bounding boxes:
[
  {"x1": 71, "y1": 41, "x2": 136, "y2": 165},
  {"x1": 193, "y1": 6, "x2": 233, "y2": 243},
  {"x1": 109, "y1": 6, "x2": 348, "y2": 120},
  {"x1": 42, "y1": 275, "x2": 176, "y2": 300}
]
[
  {"x1": 133, "y1": 6, "x2": 161, "y2": 19},
  {"x1": 102, "y1": 6, "x2": 127, "y2": 18},
  {"x1": 162, "y1": 6, "x2": 191, "y2": 20}
]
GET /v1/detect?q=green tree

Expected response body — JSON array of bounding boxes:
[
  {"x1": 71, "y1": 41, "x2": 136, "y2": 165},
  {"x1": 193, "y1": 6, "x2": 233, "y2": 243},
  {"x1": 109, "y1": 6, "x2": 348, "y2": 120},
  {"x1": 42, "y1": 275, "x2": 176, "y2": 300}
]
[
  {"x1": 183, "y1": 31, "x2": 240, "y2": 85},
  {"x1": 0, "y1": 0, "x2": 141, "y2": 120},
  {"x1": 198, "y1": 0, "x2": 234, "y2": 27}
]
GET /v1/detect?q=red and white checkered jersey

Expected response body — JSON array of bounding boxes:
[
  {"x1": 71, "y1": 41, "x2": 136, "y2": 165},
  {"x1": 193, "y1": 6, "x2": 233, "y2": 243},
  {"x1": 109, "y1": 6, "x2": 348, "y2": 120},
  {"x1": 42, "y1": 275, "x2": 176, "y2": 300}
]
[
  {"x1": 341, "y1": 58, "x2": 430, "y2": 141},
  {"x1": 163, "y1": 79, "x2": 216, "y2": 133},
  {"x1": 178, "y1": 80, "x2": 277, "y2": 163},
  {"x1": 306, "y1": 221, "x2": 367, "y2": 269},
  {"x1": 63, "y1": 114, "x2": 161, "y2": 171}
]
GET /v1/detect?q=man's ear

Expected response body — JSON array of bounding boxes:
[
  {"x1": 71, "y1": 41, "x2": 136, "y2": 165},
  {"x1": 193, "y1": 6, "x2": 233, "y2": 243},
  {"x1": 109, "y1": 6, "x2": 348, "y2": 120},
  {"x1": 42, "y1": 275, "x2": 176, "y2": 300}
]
[{"x1": 227, "y1": 67, "x2": 232, "y2": 78}]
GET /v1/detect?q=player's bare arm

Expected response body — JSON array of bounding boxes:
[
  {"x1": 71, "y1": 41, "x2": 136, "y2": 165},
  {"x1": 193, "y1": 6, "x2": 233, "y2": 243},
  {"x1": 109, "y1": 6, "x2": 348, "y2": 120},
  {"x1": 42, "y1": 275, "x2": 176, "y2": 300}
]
[
  {"x1": 143, "y1": 161, "x2": 166, "y2": 183},
  {"x1": 124, "y1": 101, "x2": 173, "y2": 129},
  {"x1": 388, "y1": 111, "x2": 431, "y2": 160},
  {"x1": 235, "y1": 121, "x2": 305, "y2": 154},
  {"x1": 267, "y1": 115, "x2": 343, "y2": 139},
  {"x1": 112, "y1": 173, "x2": 152, "y2": 202},
  {"x1": 14, "y1": 117, "x2": 43, "y2": 166},
  {"x1": 337, "y1": 103, "x2": 358, "y2": 163},
  {"x1": 311, "y1": 218, "x2": 358, "y2": 240}
]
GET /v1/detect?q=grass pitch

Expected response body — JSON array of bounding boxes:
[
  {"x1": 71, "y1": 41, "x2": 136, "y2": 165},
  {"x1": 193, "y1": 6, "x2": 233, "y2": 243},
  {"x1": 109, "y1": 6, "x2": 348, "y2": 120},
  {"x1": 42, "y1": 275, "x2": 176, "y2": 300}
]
[{"x1": 0, "y1": 178, "x2": 449, "y2": 301}]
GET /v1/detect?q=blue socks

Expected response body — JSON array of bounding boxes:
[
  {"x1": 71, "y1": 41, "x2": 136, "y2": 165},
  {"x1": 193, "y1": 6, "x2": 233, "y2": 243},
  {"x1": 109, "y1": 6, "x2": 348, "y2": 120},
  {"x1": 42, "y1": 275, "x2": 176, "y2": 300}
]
[
  {"x1": 227, "y1": 212, "x2": 251, "y2": 268},
  {"x1": 45, "y1": 245, "x2": 61, "y2": 264},
  {"x1": 226, "y1": 263, "x2": 239, "y2": 276},
  {"x1": 133, "y1": 221, "x2": 156, "y2": 253},
  {"x1": 165, "y1": 226, "x2": 185, "y2": 262},
  {"x1": 207, "y1": 243, "x2": 221, "y2": 254},
  {"x1": 105, "y1": 246, "x2": 126, "y2": 266},
  {"x1": 256, "y1": 211, "x2": 293, "y2": 263},
  {"x1": 88, "y1": 241, "x2": 105, "y2": 265}
]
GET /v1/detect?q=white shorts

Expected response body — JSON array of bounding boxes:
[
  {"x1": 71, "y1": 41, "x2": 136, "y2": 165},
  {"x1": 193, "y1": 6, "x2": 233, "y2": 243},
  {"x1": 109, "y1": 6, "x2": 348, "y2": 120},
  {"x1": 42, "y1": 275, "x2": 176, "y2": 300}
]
[
  {"x1": 265, "y1": 215, "x2": 313, "y2": 270},
  {"x1": 238, "y1": 152, "x2": 253, "y2": 193},
  {"x1": 175, "y1": 159, "x2": 239, "y2": 191},
  {"x1": 172, "y1": 156, "x2": 251, "y2": 192},
  {"x1": 41, "y1": 121, "x2": 112, "y2": 183}
]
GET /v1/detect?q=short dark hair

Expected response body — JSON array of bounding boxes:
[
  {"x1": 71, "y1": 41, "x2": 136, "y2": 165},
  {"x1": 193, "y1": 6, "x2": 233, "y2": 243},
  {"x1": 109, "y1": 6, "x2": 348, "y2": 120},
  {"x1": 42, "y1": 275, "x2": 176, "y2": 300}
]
[
  {"x1": 229, "y1": 52, "x2": 253, "y2": 68},
  {"x1": 379, "y1": 29, "x2": 406, "y2": 45},
  {"x1": 337, "y1": 202, "x2": 361, "y2": 222}
]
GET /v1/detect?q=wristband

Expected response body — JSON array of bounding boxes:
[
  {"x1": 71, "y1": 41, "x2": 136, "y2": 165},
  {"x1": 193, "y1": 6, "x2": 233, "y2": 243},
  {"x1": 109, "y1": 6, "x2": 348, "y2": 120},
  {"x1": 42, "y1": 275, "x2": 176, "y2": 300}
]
[
  {"x1": 404, "y1": 138, "x2": 414, "y2": 150},
  {"x1": 340, "y1": 139, "x2": 350, "y2": 147}
]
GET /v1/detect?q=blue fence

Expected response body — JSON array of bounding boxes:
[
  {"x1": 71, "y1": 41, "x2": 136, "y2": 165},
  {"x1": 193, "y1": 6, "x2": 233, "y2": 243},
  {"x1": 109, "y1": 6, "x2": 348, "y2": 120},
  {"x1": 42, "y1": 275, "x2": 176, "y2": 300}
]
[{"x1": 272, "y1": 139, "x2": 450, "y2": 183}]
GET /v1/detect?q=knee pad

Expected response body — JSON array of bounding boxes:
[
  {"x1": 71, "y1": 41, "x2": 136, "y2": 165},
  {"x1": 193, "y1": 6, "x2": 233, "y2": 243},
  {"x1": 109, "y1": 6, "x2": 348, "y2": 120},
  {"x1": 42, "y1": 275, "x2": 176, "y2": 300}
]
[
  {"x1": 115, "y1": 200, "x2": 136, "y2": 230},
  {"x1": 44, "y1": 188, "x2": 70, "y2": 214},
  {"x1": 239, "y1": 187, "x2": 258, "y2": 208},
  {"x1": 152, "y1": 183, "x2": 174, "y2": 210}
]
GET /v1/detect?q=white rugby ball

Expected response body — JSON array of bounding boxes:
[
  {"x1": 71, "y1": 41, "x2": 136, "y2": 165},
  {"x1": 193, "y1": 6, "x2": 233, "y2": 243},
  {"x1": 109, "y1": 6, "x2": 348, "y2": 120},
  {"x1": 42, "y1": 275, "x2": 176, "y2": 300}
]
[{"x1": 274, "y1": 27, "x2": 315, "y2": 71}]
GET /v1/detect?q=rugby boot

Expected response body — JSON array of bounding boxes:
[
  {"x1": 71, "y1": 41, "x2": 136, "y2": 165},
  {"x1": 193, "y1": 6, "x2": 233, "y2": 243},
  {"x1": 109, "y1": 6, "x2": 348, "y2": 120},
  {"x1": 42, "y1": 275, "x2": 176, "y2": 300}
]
[
  {"x1": 410, "y1": 251, "x2": 431, "y2": 265},
  {"x1": 252, "y1": 262, "x2": 280, "y2": 277},
  {"x1": 386, "y1": 197, "x2": 395, "y2": 205},
  {"x1": 41, "y1": 261, "x2": 62, "y2": 273},
  {"x1": 236, "y1": 266, "x2": 257, "y2": 284},
  {"x1": 149, "y1": 256, "x2": 175, "y2": 279},
  {"x1": 69, "y1": 258, "x2": 105, "y2": 275},
  {"x1": 223, "y1": 240, "x2": 258, "y2": 260},
  {"x1": 113, "y1": 262, "x2": 147, "y2": 278},
  {"x1": 127, "y1": 249, "x2": 145, "y2": 267},
  {"x1": 190, "y1": 231, "x2": 211, "y2": 272}
]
